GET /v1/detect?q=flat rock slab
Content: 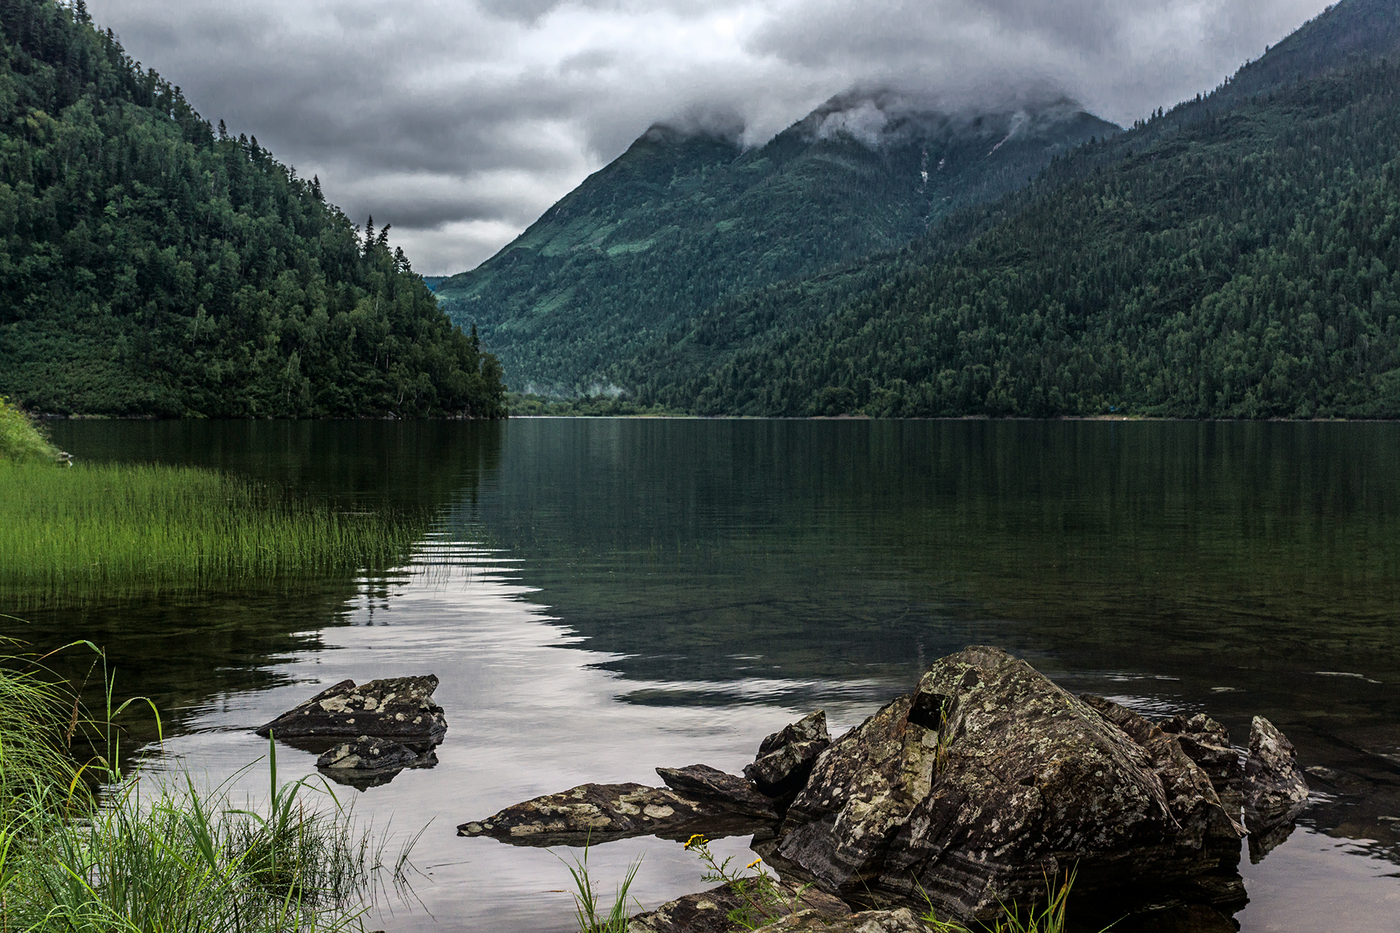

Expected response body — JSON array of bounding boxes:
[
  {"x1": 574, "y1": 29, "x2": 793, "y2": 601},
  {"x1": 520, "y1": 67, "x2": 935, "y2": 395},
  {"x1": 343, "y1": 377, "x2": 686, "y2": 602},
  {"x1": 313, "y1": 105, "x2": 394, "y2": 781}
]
[
  {"x1": 656, "y1": 764, "x2": 780, "y2": 820},
  {"x1": 749, "y1": 907, "x2": 932, "y2": 933},
  {"x1": 629, "y1": 881, "x2": 850, "y2": 933},
  {"x1": 256, "y1": 675, "x2": 447, "y2": 746},
  {"x1": 458, "y1": 782, "x2": 775, "y2": 845}
]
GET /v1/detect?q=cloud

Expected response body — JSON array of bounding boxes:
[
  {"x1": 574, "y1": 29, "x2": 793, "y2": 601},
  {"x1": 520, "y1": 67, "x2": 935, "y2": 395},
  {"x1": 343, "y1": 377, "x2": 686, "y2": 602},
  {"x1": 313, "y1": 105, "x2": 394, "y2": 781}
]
[{"x1": 87, "y1": 0, "x2": 1329, "y2": 273}]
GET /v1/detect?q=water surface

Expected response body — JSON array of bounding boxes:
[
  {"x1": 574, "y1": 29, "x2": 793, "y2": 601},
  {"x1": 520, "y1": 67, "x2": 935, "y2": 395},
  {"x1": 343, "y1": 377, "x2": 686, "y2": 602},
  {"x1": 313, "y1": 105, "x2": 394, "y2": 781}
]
[{"x1": 13, "y1": 418, "x2": 1400, "y2": 931}]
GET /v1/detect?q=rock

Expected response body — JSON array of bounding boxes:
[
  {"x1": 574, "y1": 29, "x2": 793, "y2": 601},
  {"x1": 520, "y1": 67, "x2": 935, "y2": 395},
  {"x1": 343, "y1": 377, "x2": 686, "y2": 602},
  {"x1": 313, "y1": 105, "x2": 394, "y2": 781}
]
[
  {"x1": 1243, "y1": 716, "x2": 1309, "y2": 832},
  {"x1": 656, "y1": 764, "x2": 781, "y2": 820},
  {"x1": 748, "y1": 907, "x2": 932, "y2": 933},
  {"x1": 457, "y1": 782, "x2": 774, "y2": 845},
  {"x1": 1161, "y1": 712, "x2": 1244, "y2": 816},
  {"x1": 256, "y1": 676, "x2": 447, "y2": 746},
  {"x1": 628, "y1": 881, "x2": 850, "y2": 933},
  {"x1": 317, "y1": 735, "x2": 424, "y2": 771},
  {"x1": 766, "y1": 646, "x2": 1244, "y2": 924},
  {"x1": 744, "y1": 711, "x2": 831, "y2": 797}
]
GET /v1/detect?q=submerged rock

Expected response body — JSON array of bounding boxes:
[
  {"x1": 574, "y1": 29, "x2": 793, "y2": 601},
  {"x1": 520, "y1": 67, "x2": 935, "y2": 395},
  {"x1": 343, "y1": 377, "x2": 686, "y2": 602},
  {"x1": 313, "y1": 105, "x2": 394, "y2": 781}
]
[
  {"x1": 255, "y1": 675, "x2": 447, "y2": 746},
  {"x1": 457, "y1": 781, "x2": 774, "y2": 845},
  {"x1": 766, "y1": 646, "x2": 1245, "y2": 923},
  {"x1": 1243, "y1": 716, "x2": 1309, "y2": 832},
  {"x1": 744, "y1": 711, "x2": 831, "y2": 798},
  {"x1": 629, "y1": 881, "x2": 850, "y2": 933}
]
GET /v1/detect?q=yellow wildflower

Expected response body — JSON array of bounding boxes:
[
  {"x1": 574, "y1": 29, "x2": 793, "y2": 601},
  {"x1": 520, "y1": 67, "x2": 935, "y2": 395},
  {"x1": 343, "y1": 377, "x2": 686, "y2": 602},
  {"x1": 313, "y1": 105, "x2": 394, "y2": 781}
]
[
  {"x1": 746, "y1": 858, "x2": 763, "y2": 870},
  {"x1": 684, "y1": 834, "x2": 709, "y2": 850}
]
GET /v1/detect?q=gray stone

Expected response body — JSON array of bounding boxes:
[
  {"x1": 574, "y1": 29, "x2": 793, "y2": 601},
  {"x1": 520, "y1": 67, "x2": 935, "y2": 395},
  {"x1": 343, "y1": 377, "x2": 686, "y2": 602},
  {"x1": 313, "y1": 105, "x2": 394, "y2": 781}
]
[
  {"x1": 748, "y1": 907, "x2": 933, "y2": 933},
  {"x1": 766, "y1": 646, "x2": 1244, "y2": 924},
  {"x1": 744, "y1": 711, "x2": 831, "y2": 797},
  {"x1": 656, "y1": 764, "x2": 780, "y2": 820},
  {"x1": 456, "y1": 782, "x2": 773, "y2": 845},
  {"x1": 1243, "y1": 716, "x2": 1309, "y2": 832},
  {"x1": 1161, "y1": 712, "x2": 1244, "y2": 816},
  {"x1": 316, "y1": 735, "x2": 423, "y2": 771},
  {"x1": 256, "y1": 675, "x2": 447, "y2": 746},
  {"x1": 628, "y1": 881, "x2": 850, "y2": 933}
]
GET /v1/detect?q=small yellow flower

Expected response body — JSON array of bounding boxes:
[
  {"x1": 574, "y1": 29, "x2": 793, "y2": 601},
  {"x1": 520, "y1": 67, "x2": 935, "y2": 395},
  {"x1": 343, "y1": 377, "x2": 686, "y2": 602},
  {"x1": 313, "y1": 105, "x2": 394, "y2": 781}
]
[
  {"x1": 684, "y1": 834, "x2": 709, "y2": 850},
  {"x1": 746, "y1": 858, "x2": 762, "y2": 870}
]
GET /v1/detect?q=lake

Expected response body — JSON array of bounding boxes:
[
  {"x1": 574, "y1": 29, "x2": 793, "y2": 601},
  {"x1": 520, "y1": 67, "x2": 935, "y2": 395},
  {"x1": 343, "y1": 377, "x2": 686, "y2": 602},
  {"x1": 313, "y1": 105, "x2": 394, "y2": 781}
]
[{"x1": 13, "y1": 417, "x2": 1400, "y2": 932}]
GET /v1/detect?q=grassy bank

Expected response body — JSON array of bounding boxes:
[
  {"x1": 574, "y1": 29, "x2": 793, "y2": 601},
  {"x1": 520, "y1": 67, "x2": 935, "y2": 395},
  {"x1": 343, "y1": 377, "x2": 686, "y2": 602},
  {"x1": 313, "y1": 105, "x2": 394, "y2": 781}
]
[
  {"x1": 0, "y1": 646, "x2": 406, "y2": 932},
  {"x1": 0, "y1": 459, "x2": 420, "y2": 602},
  {"x1": 0, "y1": 396, "x2": 61, "y2": 463}
]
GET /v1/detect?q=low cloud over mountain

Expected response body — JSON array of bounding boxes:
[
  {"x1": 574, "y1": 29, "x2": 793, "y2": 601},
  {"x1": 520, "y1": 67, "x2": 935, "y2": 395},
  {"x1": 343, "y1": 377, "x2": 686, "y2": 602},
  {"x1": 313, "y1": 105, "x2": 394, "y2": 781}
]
[{"x1": 89, "y1": 0, "x2": 1329, "y2": 273}]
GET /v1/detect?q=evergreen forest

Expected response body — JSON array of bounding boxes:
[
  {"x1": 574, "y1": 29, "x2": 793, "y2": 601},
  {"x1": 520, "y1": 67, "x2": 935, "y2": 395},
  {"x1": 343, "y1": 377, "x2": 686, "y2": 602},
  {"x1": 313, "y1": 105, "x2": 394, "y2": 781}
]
[{"x1": 0, "y1": 0, "x2": 506, "y2": 418}]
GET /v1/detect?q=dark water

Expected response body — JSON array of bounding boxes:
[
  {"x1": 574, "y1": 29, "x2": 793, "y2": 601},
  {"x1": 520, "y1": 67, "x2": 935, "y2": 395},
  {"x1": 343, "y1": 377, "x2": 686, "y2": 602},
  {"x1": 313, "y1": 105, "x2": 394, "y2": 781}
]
[{"x1": 13, "y1": 418, "x2": 1400, "y2": 932}]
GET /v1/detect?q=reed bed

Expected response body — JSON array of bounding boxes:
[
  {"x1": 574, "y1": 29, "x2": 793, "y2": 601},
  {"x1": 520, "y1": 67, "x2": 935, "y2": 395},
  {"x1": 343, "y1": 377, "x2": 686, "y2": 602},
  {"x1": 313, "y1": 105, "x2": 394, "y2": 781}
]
[
  {"x1": 0, "y1": 646, "x2": 410, "y2": 933},
  {"x1": 0, "y1": 397, "x2": 60, "y2": 464},
  {"x1": 0, "y1": 459, "x2": 419, "y2": 603}
]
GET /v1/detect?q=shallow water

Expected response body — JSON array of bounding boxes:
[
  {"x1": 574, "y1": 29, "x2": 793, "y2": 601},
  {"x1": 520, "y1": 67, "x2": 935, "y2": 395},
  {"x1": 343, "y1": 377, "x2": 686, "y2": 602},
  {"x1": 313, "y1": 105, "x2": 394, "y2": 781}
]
[{"x1": 13, "y1": 418, "x2": 1400, "y2": 931}]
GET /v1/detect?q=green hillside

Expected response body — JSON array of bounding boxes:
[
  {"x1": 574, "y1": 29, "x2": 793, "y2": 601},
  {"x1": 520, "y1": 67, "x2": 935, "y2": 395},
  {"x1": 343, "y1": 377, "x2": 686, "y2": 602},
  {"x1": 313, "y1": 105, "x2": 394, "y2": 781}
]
[
  {"x1": 644, "y1": 60, "x2": 1400, "y2": 418},
  {"x1": 437, "y1": 94, "x2": 1117, "y2": 394},
  {"x1": 0, "y1": 0, "x2": 506, "y2": 418}
]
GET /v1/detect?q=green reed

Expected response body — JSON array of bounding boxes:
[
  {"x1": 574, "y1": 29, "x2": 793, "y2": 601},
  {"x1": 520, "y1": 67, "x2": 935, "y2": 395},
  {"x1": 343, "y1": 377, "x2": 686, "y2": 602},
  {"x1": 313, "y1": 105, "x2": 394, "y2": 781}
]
[
  {"x1": 0, "y1": 459, "x2": 419, "y2": 603},
  {"x1": 0, "y1": 644, "x2": 412, "y2": 933}
]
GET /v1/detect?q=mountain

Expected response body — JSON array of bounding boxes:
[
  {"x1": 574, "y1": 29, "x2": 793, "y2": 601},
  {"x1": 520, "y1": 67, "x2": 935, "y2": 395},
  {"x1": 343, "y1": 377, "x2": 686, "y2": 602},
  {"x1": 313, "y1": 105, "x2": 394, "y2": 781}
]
[
  {"x1": 619, "y1": 0, "x2": 1400, "y2": 420},
  {"x1": 436, "y1": 91, "x2": 1117, "y2": 394},
  {"x1": 0, "y1": 0, "x2": 506, "y2": 418}
]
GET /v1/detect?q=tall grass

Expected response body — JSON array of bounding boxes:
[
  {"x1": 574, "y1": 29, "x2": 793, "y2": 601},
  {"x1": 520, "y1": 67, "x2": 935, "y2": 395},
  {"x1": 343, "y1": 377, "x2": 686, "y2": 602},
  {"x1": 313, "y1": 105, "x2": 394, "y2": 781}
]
[
  {"x1": 0, "y1": 397, "x2": 61, "y2": 464},
  {"x1": 0, "y1": 645, "x2": 411, "y2": 933},
  {"x1": 0, "y1": 459, "x2": 419, "y2": 603}
]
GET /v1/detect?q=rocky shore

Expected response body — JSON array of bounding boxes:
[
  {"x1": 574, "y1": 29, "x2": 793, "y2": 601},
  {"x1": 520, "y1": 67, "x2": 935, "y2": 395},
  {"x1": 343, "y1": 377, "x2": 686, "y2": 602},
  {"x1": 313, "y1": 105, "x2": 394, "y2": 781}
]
[{"x1": 459, "y1": 647, "x2": 1310, "y2": 933}]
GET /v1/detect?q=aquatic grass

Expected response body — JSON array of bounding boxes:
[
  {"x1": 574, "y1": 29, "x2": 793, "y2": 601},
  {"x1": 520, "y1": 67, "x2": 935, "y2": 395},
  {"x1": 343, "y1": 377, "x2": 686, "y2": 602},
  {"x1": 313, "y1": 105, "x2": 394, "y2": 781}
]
[
  {"x1": 558, "y1": 839, "x2": 642, "y2": 933},
  {"x1": 0, "y1": 398, "x2": 61, "y2": 464},
  {"x1": 0, "y1": 647, "x2": 414, "y2": 933},
  {"x1": 0, "y1": 459, "x2": 420, "y2": 604}
]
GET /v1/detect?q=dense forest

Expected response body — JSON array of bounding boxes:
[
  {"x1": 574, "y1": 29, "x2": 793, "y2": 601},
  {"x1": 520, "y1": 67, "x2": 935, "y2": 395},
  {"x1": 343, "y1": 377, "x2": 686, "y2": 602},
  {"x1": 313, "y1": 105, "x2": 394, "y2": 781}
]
[
  {"x1": 630, "y1": 61, "x2": 1400, "y2": 418},
  {"x1": 0, "y1": 0, "x2": 506, "y2": 418},
  {"x1": 437, "y1": 95, "x2": 1115, "y2": 394}
]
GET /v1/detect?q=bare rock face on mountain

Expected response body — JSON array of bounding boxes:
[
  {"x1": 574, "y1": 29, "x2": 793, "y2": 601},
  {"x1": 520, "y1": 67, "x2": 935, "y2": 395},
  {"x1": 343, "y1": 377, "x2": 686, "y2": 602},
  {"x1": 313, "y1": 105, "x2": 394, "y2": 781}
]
[
  {"x1": 256, "y1": 675, "x2": 447, "y2": 746},
  {"x1": 765, "y1": 646, "x2": 1246, "y2": 923},
  {"x1": 1243, "y1": 716, "x2": 1310, "y2": 832}
]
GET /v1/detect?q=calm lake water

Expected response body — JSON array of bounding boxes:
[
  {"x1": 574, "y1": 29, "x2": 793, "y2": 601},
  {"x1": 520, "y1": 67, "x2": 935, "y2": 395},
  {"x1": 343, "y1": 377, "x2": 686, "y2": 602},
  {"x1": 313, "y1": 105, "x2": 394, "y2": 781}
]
[{"x1": 13, "y1": 418, "x2": 1400, "y2": 932}]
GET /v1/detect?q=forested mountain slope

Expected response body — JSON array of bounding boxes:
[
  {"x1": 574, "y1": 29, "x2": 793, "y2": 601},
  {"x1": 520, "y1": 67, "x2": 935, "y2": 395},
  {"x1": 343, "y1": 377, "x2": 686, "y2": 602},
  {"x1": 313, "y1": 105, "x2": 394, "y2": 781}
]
[
  {"x1": 653, "y1": 61, "x2": 1400, "y2": 418},
  {"x1": 0, "y1": 0, "x2": 505, "y2": 417},
  {"x1": 436, "y1": 93, "x2": 1116, "y2": 394}
]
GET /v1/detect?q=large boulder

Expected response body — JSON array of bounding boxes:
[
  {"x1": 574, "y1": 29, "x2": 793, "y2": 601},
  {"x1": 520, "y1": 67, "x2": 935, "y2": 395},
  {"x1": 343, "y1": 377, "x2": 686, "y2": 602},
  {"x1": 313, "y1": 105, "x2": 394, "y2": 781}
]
[
  {"x1": 1242, "y1": 716, "x2": 1309, "y2": 832},
  {"x1": 656, "y1": 764, "x2": 781, "y2": 820},
  {"x1": 256, "y1": 675, "x2": 447, "y2": 746},
  {"x1": 765, "y1": 646, "x2": 1245, "y2": 923}
]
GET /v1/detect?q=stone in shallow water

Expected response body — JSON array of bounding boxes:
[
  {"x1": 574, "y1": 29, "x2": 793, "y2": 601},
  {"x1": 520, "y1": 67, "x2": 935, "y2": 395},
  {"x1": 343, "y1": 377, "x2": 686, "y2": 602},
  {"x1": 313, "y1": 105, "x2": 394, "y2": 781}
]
[
  {"x1": 744, "y1": 710, "x2": 831, "y2": 798},
  {"x1": 255, "y1": 675, "x2": 447, "y2": 745},
  {"x1": 456, "y1": 781, "x2": 774, "y2": 845},
  {"x1": 629, "y1": 881, "x2": 850, "y2": 933},
  {"x1": 655, "y1": 764, "x2": 780, "y2": 820},
  {"x1": 317, "y1": 735, "x2": 423, "y2": 771},
  {"x1": 1243, "y1": 715, "x2": 1309, "y2": 832},
  {"x1": 766, "y1": 646, "x2": 1245, "y2": 923}
]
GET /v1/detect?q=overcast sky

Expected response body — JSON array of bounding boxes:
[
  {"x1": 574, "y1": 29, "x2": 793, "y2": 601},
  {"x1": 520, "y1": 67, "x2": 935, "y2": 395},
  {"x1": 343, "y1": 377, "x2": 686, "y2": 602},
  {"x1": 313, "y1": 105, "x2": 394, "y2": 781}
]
[{"x1": 87, "y1": 0, "x2": 1330, "y2": 274}]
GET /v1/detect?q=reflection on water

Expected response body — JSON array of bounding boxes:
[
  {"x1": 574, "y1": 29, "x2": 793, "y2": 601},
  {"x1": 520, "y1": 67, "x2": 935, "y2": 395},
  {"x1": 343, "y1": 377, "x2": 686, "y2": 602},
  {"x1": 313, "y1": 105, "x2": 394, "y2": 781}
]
[{"x1": 8, "y1": 418, "x2": 1399, "y2": 931}]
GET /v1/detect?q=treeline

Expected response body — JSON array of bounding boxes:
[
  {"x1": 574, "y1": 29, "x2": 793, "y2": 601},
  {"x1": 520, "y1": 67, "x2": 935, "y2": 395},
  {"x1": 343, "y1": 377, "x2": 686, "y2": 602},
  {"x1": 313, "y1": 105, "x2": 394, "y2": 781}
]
[
  {"x1": 0, "y1": 0, "x2": 506, "y2": 418},
  {"x1": 614, "y1": 60, "x2": 1400, "y2": 419},
  {"x1": 438, "y1": 105, "x2": 1113, "y2": 395}
]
